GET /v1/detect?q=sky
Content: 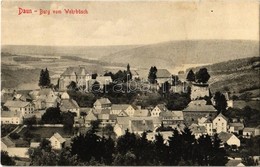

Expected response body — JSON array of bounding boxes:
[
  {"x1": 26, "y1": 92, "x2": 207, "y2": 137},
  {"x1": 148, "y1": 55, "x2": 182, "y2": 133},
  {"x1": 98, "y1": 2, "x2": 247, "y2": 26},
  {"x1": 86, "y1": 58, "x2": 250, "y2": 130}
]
[{"x1": 1, "y1": 0, "x2": 259, "y2": 46}]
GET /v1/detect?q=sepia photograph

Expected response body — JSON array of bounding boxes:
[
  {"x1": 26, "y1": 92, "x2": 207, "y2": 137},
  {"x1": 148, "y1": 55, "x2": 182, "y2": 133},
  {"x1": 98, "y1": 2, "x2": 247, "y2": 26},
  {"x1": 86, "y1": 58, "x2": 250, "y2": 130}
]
[{"x1": 1, "y1": 0, "x2": 260, "y2": 166}]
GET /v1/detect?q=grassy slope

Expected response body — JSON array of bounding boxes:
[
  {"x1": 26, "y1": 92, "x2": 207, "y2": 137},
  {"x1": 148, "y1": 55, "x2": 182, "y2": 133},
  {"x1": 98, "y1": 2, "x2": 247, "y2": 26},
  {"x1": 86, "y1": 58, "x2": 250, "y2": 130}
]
[
  {"x1": 102, "y1": 40, "x2": 259, "y2": 68},
  {"x1": 189, "y1": 57, "x2": 260, "y2": 99}
]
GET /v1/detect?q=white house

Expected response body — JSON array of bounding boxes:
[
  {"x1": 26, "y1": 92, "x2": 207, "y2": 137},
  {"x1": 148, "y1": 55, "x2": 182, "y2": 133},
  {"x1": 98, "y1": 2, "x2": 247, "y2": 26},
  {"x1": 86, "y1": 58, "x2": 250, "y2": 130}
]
[
  {"x1": 93, "y1": 98, "x2": 111, "y2": 109},
  {"x1": 4, "y1": 100, "x2": 35, "y2": 117},
  {"x1": 226, "y1": 159, "x2": 245, "y2": 166},
  {"x1": 146, "y1": 131, "x2": 173, "y2": 145},
  {"x1": 213, "y1": 113, "x2": 228, "y2": 133},
  {"x1": 110, "y1": 104, "x2": 136, "y2": 116},
  {"x1": 218, "y1": 132, "x2": 240, "y2": 147},
  {"x1": 1, "y1": 110, "x2": 23, "y2": 124},
  {"x1": 151, "y1": 104, "x2": 168, "y2": 117},
  {"x1": 198, "y1": 116, "x2": 213, "y2": 136},
  {"x1": 49, "y1": 133, "x2": 66, "y2": 150},
  {"x1": 243, "y1": 127, "x2": 255, "y2": 138}
]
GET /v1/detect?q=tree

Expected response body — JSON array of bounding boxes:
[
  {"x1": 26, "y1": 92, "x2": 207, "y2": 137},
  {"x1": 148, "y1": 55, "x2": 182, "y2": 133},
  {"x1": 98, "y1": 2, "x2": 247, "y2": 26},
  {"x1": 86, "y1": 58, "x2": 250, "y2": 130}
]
[
  {"x1": 210, "y1": 134, "x2": 228, "y2": 166},
  {"x1": 153, "y1": 133, "x2": 169, "y2": 165},
  {"x1": 116, "y1": 129, "x2": 137, "y2": 155},
  {"x1": 214, "y1": 91, "x2": 227, "y2": 114},
  {"x1": 126, "y1": 63, "x2": 132, "y2": 81},
  {"x1": 148, "y1": 66, "x2": 157, "y2": 84},
  {"x1": 62, "y1": 112, "x2": 74, "y2": 134},
  {"x1": 186, "y1": 69, "x2": 195, "y2": 82},
  {"x1": 159, "y1": 81, "x2": 171, "y2": 96},
  {"x1": 195, "y1": 68, "x2": 210, "y2": 83},
  {"x1": 113, "y1": 151, "x2": 137, "y2": 166},
  {"x1": 9, "y1": 132, "x2": 20, "y2": 140},
  {"x1": 23, "y1": 116, "x2": 37, "y2": 129},
  {"x1": 41, "y1": 107, "x2": 62, "y2": 124},
  {"x1": 91, "y1": 81, "x2": 101, "y2": 94},
  {"x1": 58, "y1": 147, "x2": 81, "y2": 166},
  {"x1": 38, "y1": 68, "x2": 51, "y2": 88},
  {"x1": 67, "y1": 81, "x2": 77, "y2": 91},
  {"x1": 1, "y1": 151, "x2": 15, "y2": 165},
  {"x1": 28, "y1": 139, "x2": 58, "y2": 166}
]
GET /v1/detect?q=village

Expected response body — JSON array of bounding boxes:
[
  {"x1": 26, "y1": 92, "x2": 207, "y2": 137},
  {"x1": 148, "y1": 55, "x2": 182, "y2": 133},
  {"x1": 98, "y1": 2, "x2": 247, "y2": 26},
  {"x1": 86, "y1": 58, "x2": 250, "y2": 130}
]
[{"x1": 1, "y1": 65, "x2": 259, "y2": 166}]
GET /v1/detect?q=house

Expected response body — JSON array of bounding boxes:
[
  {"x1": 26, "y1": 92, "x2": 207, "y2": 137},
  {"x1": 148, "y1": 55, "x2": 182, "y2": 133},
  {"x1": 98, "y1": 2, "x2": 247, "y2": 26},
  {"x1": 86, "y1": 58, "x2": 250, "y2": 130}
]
[
  {"x1": 255, "y1": 125, "x2": 260, "y2": 136},
  {"x1": 133, "y1": 109, "x2": 150, "y2": 117},
  {"x1": 182, "y1": 100, "x2": 217, "y2": 125},
  {"x1": 1, "y1": 110, "x2": 23, "y2": 124},
  {"x1": 32, "y1": 88, "x2": 58, "y2": 109},
  {"x1": 189, "y1": 123, "x2": 207, "y2": 139},
  {"x1": 114, "y1": 117, "x2": 161, "y2": 137},
  {"x1": 226, "y1": 159, "x2": 245, "y2": 166},
  {"x1": 110, "y1": 104, "x2": 136, "y2": 116},
  {"x1": 151, "y1": 104, "x2": 168, "y2": 117},
  {"x1": 198, "y1": 116, "x2": 213, "y2": 136},
  {"x1": 156, "y1": 69, "x2": 172, "y2": 85},
  {"x1": 159, "y1": 111, "x2": 184, "y2": 127},
  {"x1": 84, "y1": 110, "x2": 98, "y2": 127},
  {"x1": 93, "y1": 98, "x2": 111, "y2": 109},
  {"x1": 61, "y1": 92, "x2": 70, "y2": 100},
  {"x1": 4, "y1": 100, "x2": 35, "y2": 117},
  {"x1": 228, "y1": 123, "x2": 244, "y2": 134},
  {"x1": 129, "y1": 119, "x2": 154, "y2": 135},
  {"x1": 30, "y1": 142, "x2": 40, "y2": 148},
  {"x1": 60, "y1": 99, "x2": 80, "y2": 117},
  {"x1": 213, "y1": 113, "x2": 228, "y2": 133},
  {"x1": 13, "y1": 90, "x2": 33, "y2": 102},
  {"x1": 1, "y1": 137, "x2": 15, "y2": 151},
  {"x1": 118, "y1": 110, "x2": 129, "y2": 117},
  {"x1": 146, "y1": 131, "x2": 173, "y2": 145},
  {"x1": 243, "y1": 127, "x2": 255, "y2": 138},
  {"x1": 114, "y1": 117, "x2": 130, "y2": 136},
  {"x1": 97, "y1": 109, "x2": 117, "y2": 127},
  {"x1": 190, "y1": 82, "x2": 210, "y2": 100},
  {"x1": 58, "y1": 66, "x2": 93, "y2": 91},
  {"x1": 49, "y1": 133, "x2": 66, "y2": 150},
  {"x1": 218, "y1": 132, "x2": 240, "y2": 147}
]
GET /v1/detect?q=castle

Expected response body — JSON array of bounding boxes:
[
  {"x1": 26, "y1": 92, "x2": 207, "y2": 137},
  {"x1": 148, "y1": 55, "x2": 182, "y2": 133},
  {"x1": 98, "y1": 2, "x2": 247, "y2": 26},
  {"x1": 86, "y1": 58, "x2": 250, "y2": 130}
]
[{"x1": 58, "y1": 66, "x2": 92, "y2": 91}]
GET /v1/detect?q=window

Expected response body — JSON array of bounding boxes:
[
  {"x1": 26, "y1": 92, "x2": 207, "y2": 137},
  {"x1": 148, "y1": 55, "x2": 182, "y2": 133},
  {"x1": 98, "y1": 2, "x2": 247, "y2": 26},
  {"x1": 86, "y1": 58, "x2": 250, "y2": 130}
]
[
  {"x1": 25, "y1": 108, "x2": 27, "y2": 111},
  {"x1": 219, "y1": 119, "x2": 220, "y2": 121}
]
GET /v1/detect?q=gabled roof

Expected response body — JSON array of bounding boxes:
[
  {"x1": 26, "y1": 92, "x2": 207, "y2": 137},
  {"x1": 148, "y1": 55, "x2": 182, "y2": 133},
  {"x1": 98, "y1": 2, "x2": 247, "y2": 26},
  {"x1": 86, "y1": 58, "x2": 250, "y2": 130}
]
[
  {"x1": 61, "y1": 66, "x2": 90, "y2": 76},
  {"x1": 98, "y1": 113, "x2": 110, "y2": 120},
  {"x1": 118, "y1": 110, "x2": 129, "y2": 117},
  {"x1": 52, "y1": 133, "x2": 66, "y2": 143},
  {"x1": 131, "y1": 120, "x2": 154, "y2": 132},
  {"x1": 4, "y1": 100, "x2": 31, "y2": 108},
  {"x1": 94, "y1": 98, "x2": 111, "y2": 105},
  {"x1": 229, "y1": 123, "x2": 244, "y2": 130},
  {"x1": 153, "y1": 104, "x2": 168, "y2": 112},
  {"x1": 189, "y1": 125, "x2": 207, "y2": 134},
  {"x1": 243, "y1": 127, "x2": 255, "y2": 132},
  {"x1": 160, "y1": 111, "x2": 176, "y2": 118},
  {"x1": 218, "y1": 132, "x2": 234, "y2": 142},
  {"x1": 156, "y1": 69, "x2": 172, "y2": 78},
  {"x1": 60, "y1": 99, "x2": 79, "y2": 111},
  {"x1": 226, "y1": 159, "x2": 244, "y2": 166},
  {"x1": 1, "y1": 137, "x2": 15, "y2": 147},
  {"x1": 214, "y1": 113, "x2": 228, "y2": 122},
  {"x1": 134, "y1": 109, "x2": 150, "y2": 117},
  {"x1": 85, "y1": 110, "x2": 97, "y2": 121},
  {"x1": 183, "y1": 100, "x2": 217, "y2": 112},
  {"x1": 198, "y1": 116, "x2": 212, "y2": 124},
  {"x1": 111, "y1": 104, "x2": 131, "y2": 111},
  {"x1": 117, "y1": 117, "x2": 130, "y2": 125}
]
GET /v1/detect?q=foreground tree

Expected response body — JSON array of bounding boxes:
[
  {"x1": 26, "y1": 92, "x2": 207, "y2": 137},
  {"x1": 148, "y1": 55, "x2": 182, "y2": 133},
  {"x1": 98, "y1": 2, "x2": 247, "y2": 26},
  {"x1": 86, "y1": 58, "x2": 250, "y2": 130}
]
[
  {"x1": 62, "y1": 111, "x2": 74, "y2": 134},
  {"x1": 1, "y1": 151, "x2": 15, "y2": 165}
]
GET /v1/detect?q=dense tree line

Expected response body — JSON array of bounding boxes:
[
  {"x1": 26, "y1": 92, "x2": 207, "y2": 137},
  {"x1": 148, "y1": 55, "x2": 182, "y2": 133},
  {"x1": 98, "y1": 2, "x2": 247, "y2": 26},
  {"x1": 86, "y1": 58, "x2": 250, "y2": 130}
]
[{"x1": 28, "y1": 121, "x2": 228, "y2": 166}]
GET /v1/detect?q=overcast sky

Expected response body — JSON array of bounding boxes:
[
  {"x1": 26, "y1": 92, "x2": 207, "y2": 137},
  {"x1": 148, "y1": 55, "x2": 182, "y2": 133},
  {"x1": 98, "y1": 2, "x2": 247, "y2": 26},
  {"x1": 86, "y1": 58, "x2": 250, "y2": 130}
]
[{"x1": 1, "y1": 0, "x2": 259, "y2": 46}]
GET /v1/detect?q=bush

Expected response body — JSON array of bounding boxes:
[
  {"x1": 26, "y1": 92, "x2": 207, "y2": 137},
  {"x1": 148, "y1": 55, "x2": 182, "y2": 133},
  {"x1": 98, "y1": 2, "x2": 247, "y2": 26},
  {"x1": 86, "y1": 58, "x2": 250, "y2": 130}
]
[{"x1": 9, "y1": 132, "x2": 20, "y2": 140}]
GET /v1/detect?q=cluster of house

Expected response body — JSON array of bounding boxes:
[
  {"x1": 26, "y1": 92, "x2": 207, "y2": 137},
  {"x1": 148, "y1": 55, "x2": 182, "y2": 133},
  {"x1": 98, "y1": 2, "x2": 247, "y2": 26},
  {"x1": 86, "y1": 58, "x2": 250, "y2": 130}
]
[{"x1": 1, "y1": 66, "x2": 259, "y2": 166}]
